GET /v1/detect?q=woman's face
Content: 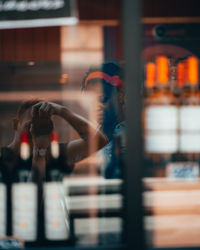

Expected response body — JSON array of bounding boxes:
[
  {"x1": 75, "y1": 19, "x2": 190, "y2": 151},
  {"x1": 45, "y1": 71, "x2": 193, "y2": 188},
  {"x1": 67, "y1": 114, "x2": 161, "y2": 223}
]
[{"x1": 86, "y1": 81, "x2": 105, "y2": 124}]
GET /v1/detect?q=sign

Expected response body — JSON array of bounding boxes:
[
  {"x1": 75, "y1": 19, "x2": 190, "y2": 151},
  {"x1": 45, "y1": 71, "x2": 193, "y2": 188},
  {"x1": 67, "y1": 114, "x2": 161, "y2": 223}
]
[
  {"x1": 166, "y1": 162, "x2": 199, "y2": 180},
  {"x1": 0, "y1": 0, "x2": 78, "y2": 29},
  {"x1": 0, "y1": 237, "x2": 24, "y2": 249}
]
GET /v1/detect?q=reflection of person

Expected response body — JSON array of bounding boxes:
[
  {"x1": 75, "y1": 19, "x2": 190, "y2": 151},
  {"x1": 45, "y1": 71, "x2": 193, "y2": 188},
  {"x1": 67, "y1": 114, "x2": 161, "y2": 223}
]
[
  {"x1": 82, "y1": 61, "x2": 125, "y2": 178},
  {"x1": 82, "y1": 61, "x2": 124, "y2": 140},
  {"x1": 0, "y1": 99, "x2": 107, "y2": 180}
]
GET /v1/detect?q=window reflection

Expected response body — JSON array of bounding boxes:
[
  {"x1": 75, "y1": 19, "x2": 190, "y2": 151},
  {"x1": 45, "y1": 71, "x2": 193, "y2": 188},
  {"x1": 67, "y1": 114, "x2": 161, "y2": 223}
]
[
  {"x1": 142, "y1": 23, "x2": 200, "y2": 249},
  {"x1": 0, "y1": 59, "x2": 124, "y2": 247}
]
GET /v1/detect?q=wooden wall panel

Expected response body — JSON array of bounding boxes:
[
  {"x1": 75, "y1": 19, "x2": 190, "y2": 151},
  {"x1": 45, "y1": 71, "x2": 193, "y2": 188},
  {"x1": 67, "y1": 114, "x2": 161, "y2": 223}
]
[
  {"x1": 104, "y1": 0, "x2": 121, "y2": 21},
  {"x1": 142, "y1": 0, "x2": 200, "y2": 18},
  {"x1": 0, "y1": 0, "x2": 199, "y2": 62},
  {"x1": 32, "y1": 28, "x2": 47, "y2": 61},
  {"x1": 15, "y1": 29, "x2": 33, "y2": 60},
  {"x1": 115, "y1": 25, "x2": 123, "y2": 60},
  {"x1": 90, "y1": 0, "x2": 106, "y2": 20},
  {"x1": 0, "y1": 27, "x2": 60, "y2": 61},
  {"x1": 78, "y1": 0, "x2": 199, "y2": 20},
  {"x1": 103, "y1": 25, "x2": 123, "y2": 60},
  {"x1": 46, "y1": 27, "x2": 61, "y2": 61},
  {"x1": 78, "y1": 0, "x2": 121, "y2": 20},
  {"x1": 1, "y1": 30, "x2": 16, "y2": 61}
]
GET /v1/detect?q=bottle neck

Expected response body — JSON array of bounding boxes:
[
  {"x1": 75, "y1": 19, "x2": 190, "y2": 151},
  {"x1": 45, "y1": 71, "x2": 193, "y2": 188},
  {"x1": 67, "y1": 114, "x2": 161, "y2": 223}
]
[
  {"x1": 46, "y1": 167, "x2": 63, "y2": 182},
  {"x1": 183, "y1": 82, "x2": 198, "y2": 91},
  {"x1": 18, "y1": 169, "x2": 33, "y2": 182},
  {"x1": 155, "y1": 82, "x2": 170, "y2": 91},
  {"x1": 145, "y1": 86, "x2": 154, "y2": 95}
]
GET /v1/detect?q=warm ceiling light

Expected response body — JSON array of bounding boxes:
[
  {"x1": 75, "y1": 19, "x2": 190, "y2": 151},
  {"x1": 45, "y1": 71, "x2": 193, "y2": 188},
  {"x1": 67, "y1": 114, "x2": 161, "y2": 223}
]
[
  {"x1": 27, "y1": 61, "x2": 35, "y2": 66},
  {"x1": 62, "y1": 74, "x2": 68, "y2": 79},
  {"x1": 59, "y1": 74, "x2": 68, "y2": 84}
]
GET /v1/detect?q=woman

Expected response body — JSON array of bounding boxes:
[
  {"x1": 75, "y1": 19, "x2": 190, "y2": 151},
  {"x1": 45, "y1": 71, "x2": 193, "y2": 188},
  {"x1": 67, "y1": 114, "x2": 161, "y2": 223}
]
[{"x1": 82, "y1": 61, "x2": 125, "y2": 178}]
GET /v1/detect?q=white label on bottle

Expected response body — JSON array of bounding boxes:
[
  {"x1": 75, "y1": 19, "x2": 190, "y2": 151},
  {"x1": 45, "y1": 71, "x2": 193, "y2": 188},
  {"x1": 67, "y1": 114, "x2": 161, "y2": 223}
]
[
  {"x1": 179, "y1": 133, "x2": 200, "y2": 152},
  {"x1": 146, "y1": 106, "x2": 178, "y2": 131},
  {"x1": 145, "y1": 132, "x2": 178, "y2": 153},
  {"x1": 12, "y1": 183, "x2": 37, "y2": 241},
  {"x1": 167, "y1": 162, "x2": 199, "y2": 180},
  {"x1": 0, "y1": 183, "x2": 6, "y2": 237},
  {"x1": 180, "y1": 106, "x2": 200, "y2": 131},
  {"x1": 44, "y1": 182, "x2": 69, "y2": 240}
]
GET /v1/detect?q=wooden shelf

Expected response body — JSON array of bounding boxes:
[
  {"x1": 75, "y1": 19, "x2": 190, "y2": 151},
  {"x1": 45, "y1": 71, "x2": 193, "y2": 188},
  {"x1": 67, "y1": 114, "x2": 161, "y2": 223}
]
[{"x1": 143, "y1": 178, "x2": 200, "y2": 247}]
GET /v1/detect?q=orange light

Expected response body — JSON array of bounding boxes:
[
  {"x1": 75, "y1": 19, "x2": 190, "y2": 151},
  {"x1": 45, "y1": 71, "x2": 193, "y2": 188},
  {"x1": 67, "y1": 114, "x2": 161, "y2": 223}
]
[
  {"x1": 187, "y1": 56, "x2": 199, "y2": 85},
  {"x1": 27, "y1": 61, "x2": 35, "y2": 66},
  {"x1": 177, "y1": 62, "x2": 185, "y2": 87},
  {"x1": 59, "y1": 74, "x2": 68, "y2": 84},
  {"x1": 156, "y1": 56, "x2": 169, "y2": 84},
  {"x1": 62, "y1": 74, "x2": 68, "y2": 79},
  {"x1": 145, "y1": 62, "x2": 156, "y2": 88}
]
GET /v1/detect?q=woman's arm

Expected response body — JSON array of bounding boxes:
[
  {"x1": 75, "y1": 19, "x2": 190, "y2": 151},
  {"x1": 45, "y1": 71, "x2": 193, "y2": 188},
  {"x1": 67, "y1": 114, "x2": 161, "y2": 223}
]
[{"x1": 31, "y1": 101, "x2": 108, "y2": 166}]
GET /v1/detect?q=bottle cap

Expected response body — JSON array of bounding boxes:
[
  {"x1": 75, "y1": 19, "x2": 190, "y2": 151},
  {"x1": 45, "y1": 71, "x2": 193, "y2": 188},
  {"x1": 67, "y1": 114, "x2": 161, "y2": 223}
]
[
  {"x1": 145, "y1": 62, "x2": 156, "y2": 88},
  {"x1": 156, "y1": 56, "x2": 169, "y2": 84},
  {"x1": 21, "y1": 132, "x2": 29, "y2": 143},
  {"x1": 20, "y1": 132, "x2": 30, "y2": 160},
  {"x1": 51, "y1": 131, "x2": 59, "y2": 159},
  {"x1": 51, "y1": 131, "x2": 58, "y2": 142}
]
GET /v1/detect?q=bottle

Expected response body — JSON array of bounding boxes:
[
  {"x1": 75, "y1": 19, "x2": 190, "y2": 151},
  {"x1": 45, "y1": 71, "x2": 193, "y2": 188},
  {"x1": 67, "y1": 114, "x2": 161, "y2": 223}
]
[
  {"x1": 142, "y1": 61, "x2": 155, "y2": 177},
  {"x1": 168, "y1": 56, "x2": 177, "y2": 95},
  {"x1": 0, "y1": 156, "x2": 6, "y2": 237},
  {"x1": 179, "y1": 56, "x2": 200, "y2": 165},
  {"x1": 176, "y1": 60, "x2": 185, "y2": 97},
  {"x1": 0, "y1": 146, "x2": 19, "y2": 238},
  {"x1": 144, "y1": 56, "x2": 178, "y2": 177},
  {"x1": 12, "y1": 132, "x2": 38, "y2": 246},
  {"x1": 30, "y1": 115, "x2": 55, "y2": 246},
  {"x1": 144, "y1": 62, "x2": 156, "y2": 97},
  {"x1": 43, "y1": 131, "x2": 70, "y2": 245}
]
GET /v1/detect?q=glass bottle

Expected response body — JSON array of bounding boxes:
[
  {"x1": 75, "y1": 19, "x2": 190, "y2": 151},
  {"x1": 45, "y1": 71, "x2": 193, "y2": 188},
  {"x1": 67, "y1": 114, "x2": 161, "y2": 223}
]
[
  {"x1": 176, "y1": 60, "x2": 185, "y2": 97},
  {"x1": 144, "y1": 61, "x2": 156, "y2": 97},
  {"x1": 179, "y1": 56, "x2": 200, "y2": 164},
  {"x1": 12, "y1": 132, "x2": 38, "y2": 246},
  {"x1": 43, "y1": 131, "x2": 70, "y2": 246},
  {"x1": 144, "y1": 56, "x2": 178, "y2": 177}
]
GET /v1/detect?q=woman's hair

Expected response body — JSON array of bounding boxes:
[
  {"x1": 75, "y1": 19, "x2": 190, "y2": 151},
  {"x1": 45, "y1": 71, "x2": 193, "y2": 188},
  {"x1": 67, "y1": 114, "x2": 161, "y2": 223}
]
[
  {"x1": 82, "y1": 61, "x2": 124, "y2": 140},
  {"x1": 16, "y1": 99, "x2": 54, "y2": 136},
  {"x1": 16, "y1": 99, "x2": 42, "y2": 119}
]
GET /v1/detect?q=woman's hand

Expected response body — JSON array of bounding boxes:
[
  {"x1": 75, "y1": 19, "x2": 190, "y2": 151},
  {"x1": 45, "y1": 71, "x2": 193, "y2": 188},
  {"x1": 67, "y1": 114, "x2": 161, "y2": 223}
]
[
  {"x1": 30, "y1": 124, "x2": 51, "y2": 150},
  {"x1": 31, "y1": 101, "x2": 63, "y2": 118}
]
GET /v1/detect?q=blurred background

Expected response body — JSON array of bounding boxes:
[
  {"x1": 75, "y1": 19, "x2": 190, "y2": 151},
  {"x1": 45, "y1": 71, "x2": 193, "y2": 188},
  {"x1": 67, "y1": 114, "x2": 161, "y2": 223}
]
[{"x1": 1, "y1": 0, "x2": 200, "y2": 249}]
